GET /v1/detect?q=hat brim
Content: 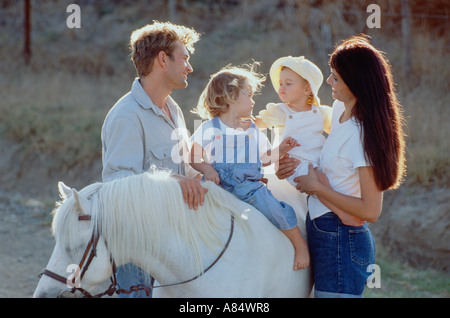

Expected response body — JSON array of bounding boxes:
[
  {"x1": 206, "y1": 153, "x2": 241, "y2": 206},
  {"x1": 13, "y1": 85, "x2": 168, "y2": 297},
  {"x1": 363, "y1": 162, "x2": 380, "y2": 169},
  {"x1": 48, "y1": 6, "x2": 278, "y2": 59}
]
[
  {"x1": 270, "y1": 57, "x2": 302, "y2": 92},
  {"x1": 269, "y1": 56, "x2": 322, "y2": 106}
]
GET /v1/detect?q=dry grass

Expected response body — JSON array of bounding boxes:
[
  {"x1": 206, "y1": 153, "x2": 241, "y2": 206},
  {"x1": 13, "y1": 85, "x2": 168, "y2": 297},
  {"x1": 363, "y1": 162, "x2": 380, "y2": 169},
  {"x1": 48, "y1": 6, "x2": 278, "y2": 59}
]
[
  {"x1": 363, "y1": 246, "x2": 450, "y2": 297},
  {"x1": 0, "y1": 0, "x2": 448, "y2": 185},
  {"x1": 0, "y1": 69, "x2": 129, "y2": 170}
]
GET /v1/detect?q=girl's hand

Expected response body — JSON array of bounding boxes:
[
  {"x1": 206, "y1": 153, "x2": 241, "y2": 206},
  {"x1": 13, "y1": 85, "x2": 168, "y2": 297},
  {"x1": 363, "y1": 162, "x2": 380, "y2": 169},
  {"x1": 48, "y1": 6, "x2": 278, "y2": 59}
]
[
  {"x1": 203, "y1": 166, "x2": 220, "y2": 185},
  {"x1": 279, "y1": 137, "x2": 300, "y2": 154}
]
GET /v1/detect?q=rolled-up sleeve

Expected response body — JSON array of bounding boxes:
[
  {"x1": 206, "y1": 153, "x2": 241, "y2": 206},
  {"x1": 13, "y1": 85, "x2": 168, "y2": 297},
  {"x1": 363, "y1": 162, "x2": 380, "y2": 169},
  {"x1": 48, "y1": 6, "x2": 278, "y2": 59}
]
[
  {"x1": 319, "y1": 105, "x2": 332, "y2": 134},
  {"x1": 256, "y1": 102, "x2": 286, "y2": 128},
  {"x1": 102, "y1": 116, "x2": 144, "y2": 182}
]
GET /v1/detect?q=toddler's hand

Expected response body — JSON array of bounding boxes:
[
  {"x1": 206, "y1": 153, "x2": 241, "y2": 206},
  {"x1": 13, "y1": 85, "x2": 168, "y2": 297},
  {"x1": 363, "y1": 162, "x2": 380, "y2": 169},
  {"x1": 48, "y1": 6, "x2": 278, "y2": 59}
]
[
  {"x1": 279, "y1": 137, "x2": 300, "y2": 153},
  {"x1": 204, "y1": 166, "x2": 220, "y2": 185}
]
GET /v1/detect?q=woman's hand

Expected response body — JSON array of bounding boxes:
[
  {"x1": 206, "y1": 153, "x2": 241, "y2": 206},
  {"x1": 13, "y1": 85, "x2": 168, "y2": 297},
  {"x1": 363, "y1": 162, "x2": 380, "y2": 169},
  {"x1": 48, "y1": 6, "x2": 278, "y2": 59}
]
[
  {"x1": 334, "y1": 209, "x2": 366, "y2": 227},
  {"x1": 296, "y1": 165, "x2": 366, "y2": 227},
  {"x1": 275, "y1": 154, "x2": 300, "y2": 180},
  {"x1": 294, "y1": 163, "x2": 321, "y2": 194},
  {"x1": 314, "y1": 167, "x2": 331, "y2": 188}
]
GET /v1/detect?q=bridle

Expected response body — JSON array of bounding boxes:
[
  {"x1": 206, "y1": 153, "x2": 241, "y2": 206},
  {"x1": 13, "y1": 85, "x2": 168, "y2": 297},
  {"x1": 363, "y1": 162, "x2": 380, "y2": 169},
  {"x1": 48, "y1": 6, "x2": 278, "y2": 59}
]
[
  {"x1": 39, "y1": 215, "x2": 115, "y2": 298},
  {"x1": 39, "y1": 214, "x2": 235, "y2": 298}
]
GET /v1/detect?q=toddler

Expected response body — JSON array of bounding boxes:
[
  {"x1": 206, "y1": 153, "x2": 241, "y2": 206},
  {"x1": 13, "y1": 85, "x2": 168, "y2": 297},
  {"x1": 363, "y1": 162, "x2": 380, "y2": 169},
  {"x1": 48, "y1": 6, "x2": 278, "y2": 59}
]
[
  {"x1": 190, "y1": 64, "x2": 309, "y2": 270},
  {"x1": 254, "y1": 56, "x2": 331, "y2": 187}
]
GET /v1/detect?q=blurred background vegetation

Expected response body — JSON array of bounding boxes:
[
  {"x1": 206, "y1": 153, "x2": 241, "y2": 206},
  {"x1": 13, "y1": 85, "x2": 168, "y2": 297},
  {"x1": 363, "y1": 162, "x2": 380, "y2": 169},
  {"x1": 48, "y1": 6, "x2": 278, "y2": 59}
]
[
  {"x1": 1, "y1": 0, "x2": 448, "y2": 185},
  {"x1": 0, "y1": 0, "x2": 448, "y2": 297}
]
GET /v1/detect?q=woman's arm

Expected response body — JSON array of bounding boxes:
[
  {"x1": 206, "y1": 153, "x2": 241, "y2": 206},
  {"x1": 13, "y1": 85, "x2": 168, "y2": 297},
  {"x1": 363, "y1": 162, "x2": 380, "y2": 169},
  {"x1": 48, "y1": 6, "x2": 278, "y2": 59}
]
[
  {"x1": 296, "y1": 164, "x2": 382, "y2": 223},
  {"x1": 308, "y1": 167, "x2": 366, "y2": 226}
]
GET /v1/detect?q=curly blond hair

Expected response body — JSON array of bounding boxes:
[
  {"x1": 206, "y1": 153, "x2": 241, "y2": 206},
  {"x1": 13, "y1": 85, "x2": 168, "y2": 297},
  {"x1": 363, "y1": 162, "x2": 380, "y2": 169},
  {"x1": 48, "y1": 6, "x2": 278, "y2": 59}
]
[
  {"x1": 193, "y1": 63, "x2": 266, "y2": 120},
  {"x1": 130, "y1": 21, "x2": 200, "y2": 77}
]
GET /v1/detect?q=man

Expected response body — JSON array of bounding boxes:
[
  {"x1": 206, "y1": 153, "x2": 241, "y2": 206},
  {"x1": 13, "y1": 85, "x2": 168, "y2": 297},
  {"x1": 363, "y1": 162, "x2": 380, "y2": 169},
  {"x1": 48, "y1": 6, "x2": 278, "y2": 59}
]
[{"x1": 101, "y1": 21, "x2": 207, "y2": 297}]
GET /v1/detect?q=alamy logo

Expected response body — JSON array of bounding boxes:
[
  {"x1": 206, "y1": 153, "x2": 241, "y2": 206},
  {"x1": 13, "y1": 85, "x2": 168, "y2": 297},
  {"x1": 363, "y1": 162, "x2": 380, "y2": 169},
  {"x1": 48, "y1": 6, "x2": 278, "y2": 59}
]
[
  {"x1": 170, "y1": 125, "x2": 274, "y2": 165},
  {"x1": 66, "y1": 264, "x2": 82, "y2": 288},
  {"x1": 366, "y1": 4, "x2": 381, "y2": 29},
  {"x1": 66, "y1": 4, "x2": 81, "y2": 29},
  {"x1": 366, "y1": 264, "x2": 381, "y2": 288}
]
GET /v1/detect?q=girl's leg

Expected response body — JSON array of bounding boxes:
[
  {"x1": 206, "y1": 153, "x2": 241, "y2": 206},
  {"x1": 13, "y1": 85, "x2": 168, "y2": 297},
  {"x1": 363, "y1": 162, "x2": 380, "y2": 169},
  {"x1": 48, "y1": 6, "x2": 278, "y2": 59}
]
[
  {"x1": 281, "y1": 226, "x2": 310, "y2": 270},
  {"x1": 243, "y1": 185, "x2": 309, "y2": 270}
]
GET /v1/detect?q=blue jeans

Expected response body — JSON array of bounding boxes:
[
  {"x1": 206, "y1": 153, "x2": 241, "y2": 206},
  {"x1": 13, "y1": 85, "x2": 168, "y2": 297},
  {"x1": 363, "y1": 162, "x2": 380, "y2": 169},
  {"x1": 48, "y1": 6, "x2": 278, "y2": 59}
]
[
  {"x1": 116, "y1": 263, "x2": 153, "y2": 298},
  {"x1": 306, "y1": 212, "x2": 375, "y2": 298}
]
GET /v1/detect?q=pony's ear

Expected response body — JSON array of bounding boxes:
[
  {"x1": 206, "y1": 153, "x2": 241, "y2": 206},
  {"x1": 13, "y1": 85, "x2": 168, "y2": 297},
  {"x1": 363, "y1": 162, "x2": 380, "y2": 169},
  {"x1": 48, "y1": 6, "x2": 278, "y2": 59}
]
[
  {"x1": 58, "y1": 182, "x2": 73, "y2": 200},
  {"x1": 72, "y1": 189, "x2": 90, "y2": 216}
]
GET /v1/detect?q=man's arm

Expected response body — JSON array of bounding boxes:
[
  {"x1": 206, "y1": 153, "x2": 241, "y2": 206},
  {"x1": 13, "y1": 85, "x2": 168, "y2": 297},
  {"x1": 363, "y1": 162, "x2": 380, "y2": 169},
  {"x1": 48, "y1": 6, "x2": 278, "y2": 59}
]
[{"x1": 102, "y1": 116, "x2": 144, "y2": 182}]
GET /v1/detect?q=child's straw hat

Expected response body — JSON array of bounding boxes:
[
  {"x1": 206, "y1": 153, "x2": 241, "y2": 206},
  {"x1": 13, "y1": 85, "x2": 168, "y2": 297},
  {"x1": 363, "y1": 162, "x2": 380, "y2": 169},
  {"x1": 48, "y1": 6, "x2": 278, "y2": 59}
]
[{"x1": 270, "y1": 56, "x2": 323, "y2": 105}]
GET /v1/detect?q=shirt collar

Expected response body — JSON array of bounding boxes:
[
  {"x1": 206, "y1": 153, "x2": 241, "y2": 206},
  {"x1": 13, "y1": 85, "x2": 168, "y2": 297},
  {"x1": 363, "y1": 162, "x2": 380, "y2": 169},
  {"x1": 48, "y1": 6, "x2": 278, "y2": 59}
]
[
  {"x1": 131, "y1": 78, "x2": 155, "y2": 110},
  {"x1": 131, "y1": 78, "x2": 178, "y2": 111},
  {"x1": 131, "y1": 78, "x2": 181, "y2": 127}
]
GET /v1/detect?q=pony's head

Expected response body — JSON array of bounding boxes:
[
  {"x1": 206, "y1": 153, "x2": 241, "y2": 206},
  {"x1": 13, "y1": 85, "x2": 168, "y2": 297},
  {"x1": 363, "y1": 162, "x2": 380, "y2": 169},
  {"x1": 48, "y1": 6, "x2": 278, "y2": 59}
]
[
  {"x1": 33, "y1": 181, "x2": 113, "y2": 298},
  {"x1": 34, "y1": 171, "x2": 251, "y2": 297}
]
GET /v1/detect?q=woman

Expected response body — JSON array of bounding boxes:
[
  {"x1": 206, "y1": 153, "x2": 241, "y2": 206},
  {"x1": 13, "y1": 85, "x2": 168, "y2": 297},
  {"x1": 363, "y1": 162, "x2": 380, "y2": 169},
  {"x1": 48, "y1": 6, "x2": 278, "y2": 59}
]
[{"x1": 279, "y1": 35, "x2": 406, "y2": 297}]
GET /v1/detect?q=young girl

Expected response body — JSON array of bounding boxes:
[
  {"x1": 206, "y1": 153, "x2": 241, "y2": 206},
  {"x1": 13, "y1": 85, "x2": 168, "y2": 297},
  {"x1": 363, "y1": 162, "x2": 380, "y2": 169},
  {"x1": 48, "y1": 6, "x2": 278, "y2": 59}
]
[
  {"x1": 293, "y1": 35, "x2": 407, "y2": 297},
  {"x1": 254, "y1": 56, "x2": 332, "y2": 187},
  {"x1": 190, "y1": 64, "x2": 310, "y2": 270}
]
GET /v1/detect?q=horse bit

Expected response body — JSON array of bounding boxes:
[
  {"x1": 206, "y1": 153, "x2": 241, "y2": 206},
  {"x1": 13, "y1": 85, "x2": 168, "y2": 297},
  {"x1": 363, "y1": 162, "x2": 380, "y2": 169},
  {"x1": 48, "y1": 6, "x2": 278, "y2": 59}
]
[{"x1": 39, "y1": 214, "x2": 235, "y2": 298}]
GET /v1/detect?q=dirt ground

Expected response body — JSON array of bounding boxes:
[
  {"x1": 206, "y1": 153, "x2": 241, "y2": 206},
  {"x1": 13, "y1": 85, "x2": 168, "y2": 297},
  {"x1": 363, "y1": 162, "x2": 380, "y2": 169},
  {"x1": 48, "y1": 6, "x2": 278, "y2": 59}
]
[
  {"x1": 0, "y1": 189, "x2": 54, "y2": 298},
  {"x1": 0, "y1": 147, "x2": 103, "y2": 298},
  {"x1": 0, "y1": 154, "x2": 448, "y2": 298}
]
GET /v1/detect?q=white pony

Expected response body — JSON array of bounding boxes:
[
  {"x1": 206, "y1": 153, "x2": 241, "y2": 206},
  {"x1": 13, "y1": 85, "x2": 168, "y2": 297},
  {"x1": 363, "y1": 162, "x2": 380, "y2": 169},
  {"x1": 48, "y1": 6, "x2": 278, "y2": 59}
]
[{"x1": 33, "y1": 169, "x2": 312, "y2": 298}]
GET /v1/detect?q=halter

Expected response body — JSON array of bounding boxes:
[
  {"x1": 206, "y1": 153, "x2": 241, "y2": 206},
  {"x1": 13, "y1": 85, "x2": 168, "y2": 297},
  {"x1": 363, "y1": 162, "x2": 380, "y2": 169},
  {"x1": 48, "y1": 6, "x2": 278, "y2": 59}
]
[{"x1": 39, "y1": 214, "x2": 235, "y2": 298}]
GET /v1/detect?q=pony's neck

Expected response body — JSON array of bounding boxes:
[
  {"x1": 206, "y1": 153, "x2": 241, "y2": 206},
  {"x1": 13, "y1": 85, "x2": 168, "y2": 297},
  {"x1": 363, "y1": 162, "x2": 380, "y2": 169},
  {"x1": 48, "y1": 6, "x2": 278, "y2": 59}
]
[
  {"x1": 114, "y1": 240, "x2": 208, "y2": 285},
  {"x1": 95, "y1": 172, "x2": 240, "y2": 286}
]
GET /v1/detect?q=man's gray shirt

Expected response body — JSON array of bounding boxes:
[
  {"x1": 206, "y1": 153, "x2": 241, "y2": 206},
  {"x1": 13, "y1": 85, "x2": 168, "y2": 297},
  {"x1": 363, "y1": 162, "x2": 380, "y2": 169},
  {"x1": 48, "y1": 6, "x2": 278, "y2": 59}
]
[{"x1": 101, "y1": 78, "x2": 194, "y2": 182}]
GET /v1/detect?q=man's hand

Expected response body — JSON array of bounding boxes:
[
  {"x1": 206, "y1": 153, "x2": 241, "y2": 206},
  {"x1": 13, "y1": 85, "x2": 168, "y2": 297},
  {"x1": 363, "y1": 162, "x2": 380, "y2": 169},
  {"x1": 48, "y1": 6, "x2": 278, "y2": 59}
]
[{"x1": 173, "y1": 174, "x2": 208, "y2": 210}]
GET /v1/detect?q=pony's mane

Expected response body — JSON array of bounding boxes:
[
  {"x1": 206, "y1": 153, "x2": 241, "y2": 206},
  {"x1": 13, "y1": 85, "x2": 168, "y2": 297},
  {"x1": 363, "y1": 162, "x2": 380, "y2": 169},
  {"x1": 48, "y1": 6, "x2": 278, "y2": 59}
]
[{"x1": 52, "y1": 171, "x2": 249, "y2": 273}]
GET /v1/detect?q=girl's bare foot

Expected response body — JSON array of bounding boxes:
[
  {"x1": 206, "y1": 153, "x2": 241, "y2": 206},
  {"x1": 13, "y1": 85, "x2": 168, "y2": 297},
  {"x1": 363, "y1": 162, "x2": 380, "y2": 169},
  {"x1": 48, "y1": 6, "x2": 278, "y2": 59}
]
[
  {"x1": 281, "y1": 227, "x2": 310, "y2": 270},
  {"x1": 293, "y1": 246, "x2": 310, "y2": 270}
]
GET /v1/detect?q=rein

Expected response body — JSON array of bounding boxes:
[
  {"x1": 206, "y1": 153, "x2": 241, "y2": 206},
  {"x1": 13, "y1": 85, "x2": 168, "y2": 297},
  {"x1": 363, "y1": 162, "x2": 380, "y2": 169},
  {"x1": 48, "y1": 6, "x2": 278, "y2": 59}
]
[
  {"x1": 39, "y1": 214, "x2": 235, "y2": 298},
  {"x1": 39, "y1": 216, "x2": 114, "y2": 298}
]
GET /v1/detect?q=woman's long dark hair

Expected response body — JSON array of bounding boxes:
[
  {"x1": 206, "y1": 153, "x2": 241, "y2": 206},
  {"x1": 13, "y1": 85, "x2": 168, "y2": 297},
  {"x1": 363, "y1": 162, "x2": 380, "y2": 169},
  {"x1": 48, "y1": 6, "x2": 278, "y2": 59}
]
[{"x1": 329, "y1": 35, "x2": 406, "y2": 191}]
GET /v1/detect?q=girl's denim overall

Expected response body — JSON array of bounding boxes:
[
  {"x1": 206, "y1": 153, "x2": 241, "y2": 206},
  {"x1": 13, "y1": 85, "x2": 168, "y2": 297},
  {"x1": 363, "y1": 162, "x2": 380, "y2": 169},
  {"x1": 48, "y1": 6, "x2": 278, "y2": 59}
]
[{"x1": 210, "y1": 117, "x2": 297, "y2": 230}]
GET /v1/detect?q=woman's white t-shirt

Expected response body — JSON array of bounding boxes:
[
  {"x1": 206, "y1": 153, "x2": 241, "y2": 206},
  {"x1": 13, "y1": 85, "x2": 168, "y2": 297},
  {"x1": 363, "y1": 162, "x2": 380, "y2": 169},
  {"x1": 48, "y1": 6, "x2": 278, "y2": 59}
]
[{"x1": 308, "y1": 100, "x2": 370, "y2": 220}]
